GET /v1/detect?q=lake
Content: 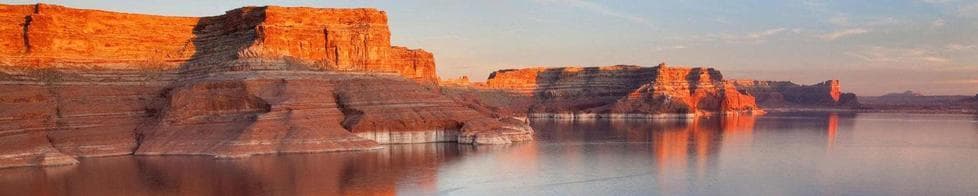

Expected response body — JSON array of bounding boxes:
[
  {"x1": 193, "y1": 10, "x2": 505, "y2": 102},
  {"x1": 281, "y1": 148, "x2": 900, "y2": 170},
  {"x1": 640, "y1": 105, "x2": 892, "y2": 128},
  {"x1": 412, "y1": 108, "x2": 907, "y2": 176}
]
[{"x1": 2, "y1": 112, "x2": 977, "y2": 195}]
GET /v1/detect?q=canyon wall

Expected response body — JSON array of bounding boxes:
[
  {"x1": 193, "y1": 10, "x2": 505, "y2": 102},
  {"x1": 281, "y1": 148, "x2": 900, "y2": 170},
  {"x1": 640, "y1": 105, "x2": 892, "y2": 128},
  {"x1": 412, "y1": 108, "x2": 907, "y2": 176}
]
[
  {"x1": 731, "y1": 80, "x2": 859, "y2": 108},
  {"x1": 0, "y1": 4, "x2": 530, "y2": 169},
  {"x1": 445, "y1": 64, "x2": 760, "y2": 118},
  {"x1": 0, "y1": 4, "x2": 437, "y2": 83}
]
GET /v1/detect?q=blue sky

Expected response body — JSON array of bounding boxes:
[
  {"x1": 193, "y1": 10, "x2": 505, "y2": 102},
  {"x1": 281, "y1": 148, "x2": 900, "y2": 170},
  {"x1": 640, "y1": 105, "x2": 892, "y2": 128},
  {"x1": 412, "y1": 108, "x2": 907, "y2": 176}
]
[{"x1": 9, "y1": 0, "x2": 978, "y2": 95}]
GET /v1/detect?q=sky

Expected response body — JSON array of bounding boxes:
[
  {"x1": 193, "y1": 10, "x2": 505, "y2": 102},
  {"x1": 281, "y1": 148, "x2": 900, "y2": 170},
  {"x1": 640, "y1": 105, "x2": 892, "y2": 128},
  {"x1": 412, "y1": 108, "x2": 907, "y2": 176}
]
[{"x1": 8, "y1": 0, "x2": 978, "y2": 95}]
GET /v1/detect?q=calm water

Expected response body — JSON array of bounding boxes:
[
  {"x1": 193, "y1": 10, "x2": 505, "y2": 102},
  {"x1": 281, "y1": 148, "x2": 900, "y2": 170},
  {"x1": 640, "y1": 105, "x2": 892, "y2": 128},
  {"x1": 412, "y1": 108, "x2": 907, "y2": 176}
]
[{"x1": 2, "y1": 113, "x2": 978, "y2": 195}]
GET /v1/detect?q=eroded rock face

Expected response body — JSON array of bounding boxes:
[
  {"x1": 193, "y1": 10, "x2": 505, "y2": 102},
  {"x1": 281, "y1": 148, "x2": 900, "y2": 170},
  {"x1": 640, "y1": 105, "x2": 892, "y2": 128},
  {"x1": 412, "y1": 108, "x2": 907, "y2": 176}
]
[
  {"x1": 450, "y1": 64, "x2": 760, "y2": 118},
  {"x1": 334, "y1": 76, "x2": 531, "y2": 144},
  {"x1": 731, "y1": 80, "x2": 859, "y2": 108},
  {"x1": 0, "y1": 69, "x2": 172, "y2": 167},
  {"x1": 0, "y1": 84, "x2": 79, "y2": 168},
  {"x1": 0, "y1": 4, "x2": 438, "y2": 84},
  {"x1": 0, "y1": 4, "x2": 530, "y2": 168},
  {"x1": 134, "y1": 73, "x2": 381, "y2": 158}
]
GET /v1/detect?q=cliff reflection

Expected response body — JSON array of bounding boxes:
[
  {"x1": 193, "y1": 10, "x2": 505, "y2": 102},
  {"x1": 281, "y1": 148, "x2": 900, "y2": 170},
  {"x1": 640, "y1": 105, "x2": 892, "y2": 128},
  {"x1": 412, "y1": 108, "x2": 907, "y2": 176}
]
[
  {"x1": 529, "y1": 115, "x2": 759, "y2": 193},
  {"x1": 0, "y1": 143, "x2": 482, "y2": 196},
  {"x1": 826, "y1": 113, "x2": 839, "y2": 150},
  {"x1": 0, "y1": 113, "x2": 868, "y2": 195}
]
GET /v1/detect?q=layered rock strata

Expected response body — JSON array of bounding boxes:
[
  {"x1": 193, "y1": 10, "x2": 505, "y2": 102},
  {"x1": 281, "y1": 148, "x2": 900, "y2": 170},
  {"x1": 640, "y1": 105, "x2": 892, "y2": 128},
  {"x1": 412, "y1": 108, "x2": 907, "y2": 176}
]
[
  {"x1": 0, "y1": 4, "x2": 531, "y2": 168},
  {"x1": 1, "y1": 4, "x2": 437, "y2": 83},
  {"x1": 731, "y1": 80, "x2": 859, "y2": 108},
  {"x1": 446, "y1": 64, "x2": 761, "y2": 119}
]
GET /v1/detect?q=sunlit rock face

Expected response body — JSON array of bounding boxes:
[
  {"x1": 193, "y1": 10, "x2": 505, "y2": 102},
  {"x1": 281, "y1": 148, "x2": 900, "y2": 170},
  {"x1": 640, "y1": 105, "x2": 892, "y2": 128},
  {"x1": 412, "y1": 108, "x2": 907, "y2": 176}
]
[
  {"x1": 448, "y1": 64, "x2": 761, "y2": 118},
  {"x1": 730, "y1": 80, "x2": 859, "y2": 108},
  {"x1": 0, "y1": 4, "x2": 530, "y2": 168},
  {"x1": 0, "y1": 4, "x2": 437, "y2": 83}
]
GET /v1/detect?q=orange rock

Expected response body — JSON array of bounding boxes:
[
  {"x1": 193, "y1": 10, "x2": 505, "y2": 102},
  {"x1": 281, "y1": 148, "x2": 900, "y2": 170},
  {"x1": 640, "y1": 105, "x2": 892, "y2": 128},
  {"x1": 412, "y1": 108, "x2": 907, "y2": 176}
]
[
  {"x1": 0, "y1": 3, "x2": 438, "y2": 84},
  {"x1": 458, "y1": 64, "x2": 761, "y2": 118},
  {"x1": 0, "y1": 4, "x2": 528, "y2": 168},
  {"x1": 730, "y1": 79, "x2": 859, "y2": 108}
]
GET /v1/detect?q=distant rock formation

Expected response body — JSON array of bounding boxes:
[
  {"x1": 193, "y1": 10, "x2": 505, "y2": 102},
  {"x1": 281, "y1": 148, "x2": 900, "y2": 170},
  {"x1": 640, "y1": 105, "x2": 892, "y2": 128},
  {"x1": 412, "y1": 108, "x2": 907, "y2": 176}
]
[
  {"x1": 730, "y1": 80, "x2": 859, "y2": 108},
  {"x1": 440, "y1": 76, "x2": 471, "y2": 86},
  {"x1": 444, "y1": 64, "x2": 761, "y2": 119},
  {"x1": 0, "y1": 4, "x2": 530, "y2": 168},
  {"x1": 967, "y1": 94, "x2": 978, "y2": 110},
  {"x1": 880, "y1": 90, "x2": 925, "y2": 98},
  {"x1": 859, "y1": 91, "x2": 975, "y2": 112}
]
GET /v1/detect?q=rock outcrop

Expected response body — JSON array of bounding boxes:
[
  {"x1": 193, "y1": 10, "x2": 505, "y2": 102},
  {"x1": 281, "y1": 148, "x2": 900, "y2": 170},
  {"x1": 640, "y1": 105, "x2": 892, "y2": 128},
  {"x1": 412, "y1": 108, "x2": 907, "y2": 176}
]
[
  {"x1": 731, "y1": 80, "x2": 859, "y2": 108},
  {"x1": 440, "y1": 76, "x2": 471, "y2": 87},
  {"x1": 0, "y1": 4, "x2": 530, "y2": 168},
  {"x1": 445, "y1": 64, "x2": 761, "y2": 118},
  {"x1": 1, "y1": 4, "x2": 438, "y2": 83}
]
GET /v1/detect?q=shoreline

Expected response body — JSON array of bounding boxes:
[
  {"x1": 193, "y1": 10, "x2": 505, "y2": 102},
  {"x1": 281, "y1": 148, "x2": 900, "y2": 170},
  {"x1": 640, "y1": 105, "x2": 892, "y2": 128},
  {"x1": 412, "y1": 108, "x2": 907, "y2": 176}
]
[
  {"x1": 525, "y1": 111, "x2": 765, "y2": 120},
  {"x1": 761, "y1": 107, "x2": 977, "y2": 115}
]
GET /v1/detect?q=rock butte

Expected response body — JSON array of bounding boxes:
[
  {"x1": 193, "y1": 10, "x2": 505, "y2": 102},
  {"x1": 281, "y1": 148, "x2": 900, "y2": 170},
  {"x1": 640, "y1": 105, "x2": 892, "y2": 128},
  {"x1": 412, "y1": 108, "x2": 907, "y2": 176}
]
[
  {"x1": 0, "y1": 4, "x2": 531, "y2": 168},
  {"x1": 443, "y1": 64, "x2": 763, "y2": 119},
  {"x1": 443, "y1": 64, "x2": 859, "y2": 118},
  {"x1": 731, "y1": 80, "x2": 859, "y2": 108}
]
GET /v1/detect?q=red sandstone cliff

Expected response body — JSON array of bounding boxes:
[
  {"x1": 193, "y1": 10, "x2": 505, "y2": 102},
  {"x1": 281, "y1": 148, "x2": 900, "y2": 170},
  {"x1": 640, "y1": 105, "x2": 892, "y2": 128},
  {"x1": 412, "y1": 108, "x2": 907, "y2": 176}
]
[
  {"x1": 445, "y1": 64, "x2": 761, "y2": 118},
  {"x1": 0, "y1": 4, "x2": 529, "y2": 168},
  {"x1": 0, "y1": 4, "x2": 437, "y2": 83},
  {"x1": 731, "y1": 80, "x2": 859, "y2": 108}
]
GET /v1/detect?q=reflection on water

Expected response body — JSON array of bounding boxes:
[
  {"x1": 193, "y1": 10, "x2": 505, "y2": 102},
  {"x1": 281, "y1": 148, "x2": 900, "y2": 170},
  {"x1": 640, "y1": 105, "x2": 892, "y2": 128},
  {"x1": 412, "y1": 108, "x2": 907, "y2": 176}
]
[
  {"x1": 2, "y1": 113, "x2": 978, "y2": 195},
  {"x1": 0, "y1": 144, "x2": 484, "y2": 196}
]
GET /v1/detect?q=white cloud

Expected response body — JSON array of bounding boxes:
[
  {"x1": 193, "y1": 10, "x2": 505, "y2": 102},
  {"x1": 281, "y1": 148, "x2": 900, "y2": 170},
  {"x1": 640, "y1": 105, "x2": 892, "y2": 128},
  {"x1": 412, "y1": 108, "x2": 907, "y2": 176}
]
[
  {"x1": 664, "y1": 27, "x2": 797, "y2": 45},
  {"x1": 945, "y1": 43, "x2": 977, "y2": 51},
  {"x1": 713, "y1": 16, "x2": 732, "y2": 25},
  {"x1": 845, "y1": 46, "x2": 952, "y2": 66},
  {"x1": 536, "y1": 0, "x2": 653, "y2": 27},
  {"x1": 748, "y1": 28, "x2": 788, "y2": 39},
  {"x1": 931, "y1": 18, "x2": 946, "y2": 28},
  {"x1": 654, "y1": 45, "x2": 688, "y2": 52},
  {"x1": 865, "y1": 17, "x2": 902, "y2": 26},
  {"x1": 819, "y1": 28, "x2": 870, "y2": 40}
]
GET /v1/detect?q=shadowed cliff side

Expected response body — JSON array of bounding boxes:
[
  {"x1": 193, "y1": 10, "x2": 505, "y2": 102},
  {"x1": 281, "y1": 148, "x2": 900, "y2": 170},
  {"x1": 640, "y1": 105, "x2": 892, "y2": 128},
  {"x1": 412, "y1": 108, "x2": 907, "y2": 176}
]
[{"x1": 730, "y1": 80, "x2": 860, "y2": 109}]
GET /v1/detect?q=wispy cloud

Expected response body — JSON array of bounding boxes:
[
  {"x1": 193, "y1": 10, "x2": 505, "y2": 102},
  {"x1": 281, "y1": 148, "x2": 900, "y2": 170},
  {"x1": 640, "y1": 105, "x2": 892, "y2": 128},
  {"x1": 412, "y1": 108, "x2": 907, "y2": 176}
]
[
  {"x1": 931, "y1": 18, "x2": 946, "y2": 28},
  {"x1": 845, "y1": 46, "x2": 952, "y2": 66},
  {"x1": 535, "y1": 0, "x2": 653, "y2": 27},
  {"x1": 653, "y1": 45, "x2": 688, "y2": 52},
  {"x1": 748, "y1": 28, "x2": 788, "y2": 39},
  {"x1": 819, "y1": 28, "x2": 870, "y2": 40},
  {"x1": 663, "y1": 27, "x2": 797, "y2": 45},
  {"x1": 945, "y1": 43, "x2": 977, "y2": 51},
  {"x1": 828, "y1": 14, "x2": 903, "y2": 27}
]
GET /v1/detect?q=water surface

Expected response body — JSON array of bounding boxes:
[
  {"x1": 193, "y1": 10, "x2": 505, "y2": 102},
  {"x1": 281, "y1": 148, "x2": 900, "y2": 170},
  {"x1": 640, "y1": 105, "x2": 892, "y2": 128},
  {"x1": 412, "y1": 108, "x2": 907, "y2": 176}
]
[{"x1": 2, "y1": 113, "x2": 978, "y2": 195}]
